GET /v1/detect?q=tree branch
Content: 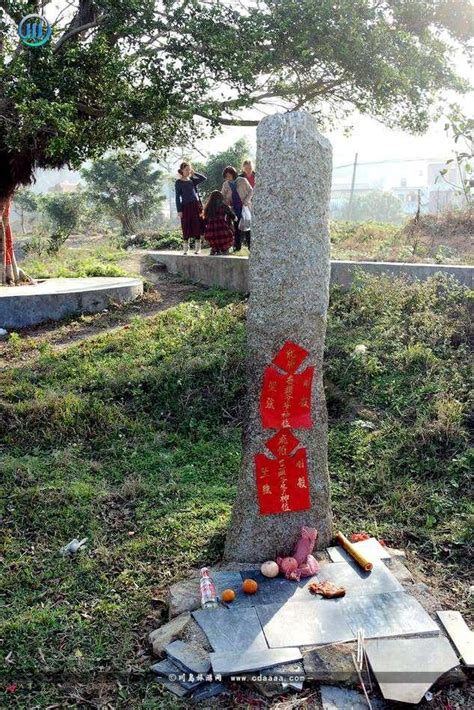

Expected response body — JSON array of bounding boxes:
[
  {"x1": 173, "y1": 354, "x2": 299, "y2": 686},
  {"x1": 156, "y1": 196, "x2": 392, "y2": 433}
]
[{"x1": 54, "y1": 20, "x2": 101, "y2": 51}]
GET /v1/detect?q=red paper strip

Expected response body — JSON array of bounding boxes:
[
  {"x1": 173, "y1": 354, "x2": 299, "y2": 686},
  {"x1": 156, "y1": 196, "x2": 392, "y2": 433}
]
[
  {"x1": 272, "y1": 340, "x2": 309, "y2": 374},
  {"x1": 265, "y1": 428, "x2": 300, "y2": 458},
  {"x1": 255, "y1": 448, "x2": 311, "y2": 515},
  {"x1": 260, "y1": 366, "x2": 314, "y2": 429}
]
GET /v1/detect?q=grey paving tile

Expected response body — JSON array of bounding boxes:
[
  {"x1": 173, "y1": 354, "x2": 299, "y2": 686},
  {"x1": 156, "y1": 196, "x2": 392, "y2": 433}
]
[
  {"x1": 192, "y1": 606, "x2": 268, "y2": 653},
  {"x1": 366, "y1": 636, "x2": 460, "y2": 704},
  {"x1": 342, "y1": 591, "x2": 440, "y2": 639},
  {"x1": 238, "y1": 570, "x2": 312, "y2": 606},
  {"x1": 256, "y1": 599, "x2": 355, "y2": 647},
  {"x1": 437, "y1": 610, "x2": 474, "y2": 667},
  {"x1": 165, "y1": 639, "x2": 211, "y2": 674},
  {"x1": 210, "y1": 648, "x2": 302, "y2": 676},
  {"x1": 316, "y1": 559, "x2": 403, "y2": 596},
  {"x1": 327, "y1": 537, "x2": 391, "y2": 564},
  {"x1": 150, "y1": 658, "x2": 204, "y2": 693}
]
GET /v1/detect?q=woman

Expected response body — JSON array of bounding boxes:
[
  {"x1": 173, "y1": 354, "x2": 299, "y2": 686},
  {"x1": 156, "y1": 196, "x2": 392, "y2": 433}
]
[
  {"x1": 175, "y1": 162, "x2": 206, "y2": 254},
  {"x1": 239, "y1": 159, "x2": 255, "y2": 188},
  {"x1": 221, "y1": 166, "x2": 253, "y2": 252},
  {"x1": 203, "y1": 191, "x2": 235, "y2": 255}
]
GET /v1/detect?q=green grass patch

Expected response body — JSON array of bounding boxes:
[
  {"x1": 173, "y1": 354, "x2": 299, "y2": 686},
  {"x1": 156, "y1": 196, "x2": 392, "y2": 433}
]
[
  {"x1": 1, "y1": 275, "x2": 472, "y2": 706},
  {"x1": 22, "y1": 246, "x2": 129, "y2": 279}
]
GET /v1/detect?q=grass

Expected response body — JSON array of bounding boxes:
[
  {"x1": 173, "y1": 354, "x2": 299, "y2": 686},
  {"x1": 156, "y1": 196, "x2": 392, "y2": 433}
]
[
  {"x1": 1, "y1": 274, "x2": 472, "y2": 707},
  {"x1": 21, "y1": 245, "x2": 129, "y2": 279}
]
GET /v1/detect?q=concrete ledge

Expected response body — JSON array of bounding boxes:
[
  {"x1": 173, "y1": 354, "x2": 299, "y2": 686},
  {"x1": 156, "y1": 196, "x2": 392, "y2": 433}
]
[
  {"x1": 0, "y1": 277, "x2": 143, "y2": 329},
  {"x1": 149, "y1": 251, "x2": 473, "y2": 293}
]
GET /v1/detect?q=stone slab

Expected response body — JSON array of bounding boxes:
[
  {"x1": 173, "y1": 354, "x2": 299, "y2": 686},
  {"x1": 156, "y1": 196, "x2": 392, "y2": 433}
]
[
  {"x1": 164, "y1": 639, "x2": 211, "y2": 674},
  {"x1": 150, "y1": 658, "x2": 204, "y2": 693},
  {"x1": 210, "y1": 648, "x2": 302, "y2": 676},
  {"x1": 437, "y1": 610, "x2": 474, "y2": 666},
  {"x1": 149, "y1": 251, "x2": 473, "y2": 294},
  {"x1": 192, "y1": 607, "x2": 268, "y2": 653},
  {"x1": 327, "y1": 538, "x2": 391, "y2": 564},
  {"x1": 234, "y1": 570, "x2": 319, "y2": 607},
  {"x1": 342, "y1": 592, "x2": 440, "y2": 639},
  {"x1": 149, "y1": 612, "x2": 192, "y2": 655},
  {"x1": 257, "y1": 599, "x2": 354, "y2": 647},
  {"x1": 320, "y1": 685, "x2": 387, "y2": 710},
  {"x1": 302, "y1": 642, "x2": 359, "y2": 685},
  {"x1": 0, "y1": 277, "x2": 143, "y2": 329},
  {"x1": 316, "y1": 559, "x2": 403, "y2": 597},
  {"x1": 366, "y1": 636, "x2": 460, "y2": 704}
]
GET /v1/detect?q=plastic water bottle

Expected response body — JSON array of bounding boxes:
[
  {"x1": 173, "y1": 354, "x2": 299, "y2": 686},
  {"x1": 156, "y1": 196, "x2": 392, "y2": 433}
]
[{"x1": 200, "y1": 567, "x2": 218, "y2": 608}]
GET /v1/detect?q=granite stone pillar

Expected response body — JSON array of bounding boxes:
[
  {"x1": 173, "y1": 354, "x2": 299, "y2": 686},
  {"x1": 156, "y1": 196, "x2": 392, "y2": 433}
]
[{"x1": 224, "y1": 111, "x2": 333, "y2": 562}]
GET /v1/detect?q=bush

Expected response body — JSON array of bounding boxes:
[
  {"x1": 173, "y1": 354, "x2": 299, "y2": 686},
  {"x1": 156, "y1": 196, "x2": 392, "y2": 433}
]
[{"x1": 122, "y1": 229, "x2": 183, "y2": 250}]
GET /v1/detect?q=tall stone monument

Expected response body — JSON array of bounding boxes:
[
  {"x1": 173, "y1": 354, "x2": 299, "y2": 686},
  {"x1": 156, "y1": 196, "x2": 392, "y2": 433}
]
[{"x1": 225, "y1": 111, "x2": 333, "y2": 562}]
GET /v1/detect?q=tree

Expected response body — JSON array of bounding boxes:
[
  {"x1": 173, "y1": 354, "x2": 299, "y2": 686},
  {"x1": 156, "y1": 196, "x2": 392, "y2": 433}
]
[
  {"x1": 82, "y1": 152, "x2": 164, "y2": 235},
  {"x1": 1, "y1": 0, "x2": 472, "y2": 282},
  {"x1": 194, "y1": 138, "x2": 253, "y2": 199},
  {"x1": 340, "y1": 191, "x2": 405, "y2": 223},
  {"x1": 440, "y1": 106, "x2": 473, "y2": 206},
  {"x1": 12, "y1": 188, "x2": 38, "y2": 234},
  {"x1": 40, "y1": 192, "x2": 83, "y2": 253}
]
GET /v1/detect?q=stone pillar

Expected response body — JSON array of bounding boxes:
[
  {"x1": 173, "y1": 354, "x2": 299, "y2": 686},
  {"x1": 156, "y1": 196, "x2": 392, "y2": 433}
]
[{"x1": 224, "y1": 112, "x2": 333, "y2": 562}]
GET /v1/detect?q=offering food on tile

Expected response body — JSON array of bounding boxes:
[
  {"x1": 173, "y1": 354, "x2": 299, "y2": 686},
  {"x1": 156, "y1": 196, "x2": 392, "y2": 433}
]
[
  {"x1": 277, "y1": 556, "x2": 298, "y2": 577},
  {"x1": 242, "y1": 578, "x2": 258, "y2": 594},
  {"x1": 260, "y1": 560, "x2": 279, "y2": 578},
  {"x1": 220, "y1": 589, "x2": 236, "y2": 603},
  {"x1": 293, "y1": 526, "x2": 318, "y2": 563},
  {"x1": 308, "y1": 580, "x2": 346, "y2": 598},
  {"x1": 335, "y1": 530, "x2": 373, "y2": 572}
]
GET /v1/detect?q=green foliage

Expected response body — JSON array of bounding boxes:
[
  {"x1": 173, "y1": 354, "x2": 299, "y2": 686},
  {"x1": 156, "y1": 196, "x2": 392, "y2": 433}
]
[
  {"x1": 0, "y1": 0, "x2": 472, "y2": 197},
  {"x1": 82, "y1": 152, "x2": 165, "y2": 235},
  {"x1": 39, "y1": 192, "x2": 84, "y2": 253},
  {"x1": 194, "y1": 138, "x2": 253, "y2": 199},
  {"x1": 0, "y1": 274, "x2": 471, "y2": 705},
  {"x1": 441, "y1": 105, "x2": 474, "y2": 206}
]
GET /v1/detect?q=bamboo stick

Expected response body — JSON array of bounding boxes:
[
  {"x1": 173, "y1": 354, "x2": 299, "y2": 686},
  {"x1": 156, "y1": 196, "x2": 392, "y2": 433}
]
[{"x1": 335, "y1": 530, "x2": 373, "y2": 572}]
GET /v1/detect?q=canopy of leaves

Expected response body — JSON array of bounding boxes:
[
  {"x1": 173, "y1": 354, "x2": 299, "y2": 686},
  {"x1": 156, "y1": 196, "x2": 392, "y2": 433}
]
[
  {"x1": 193, "y1": 138, "x2": 252, "y2": 199},
  {"x1": 82, "y1": 152, "x2": 165, "y2": 234},
  {"x1": 0, "y1": 1, "x2": 472, "y2": 195}
]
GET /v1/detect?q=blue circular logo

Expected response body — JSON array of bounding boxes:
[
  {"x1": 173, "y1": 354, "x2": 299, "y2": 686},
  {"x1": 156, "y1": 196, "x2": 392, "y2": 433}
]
[{"x1": 18, "y1": 15, "x2": 52, "y2": 47}]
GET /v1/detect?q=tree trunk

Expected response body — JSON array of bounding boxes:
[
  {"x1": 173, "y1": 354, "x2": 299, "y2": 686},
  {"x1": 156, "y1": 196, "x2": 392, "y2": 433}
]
[{"x1": 0, "y1": 197, "x2": 33, "y2": 286}]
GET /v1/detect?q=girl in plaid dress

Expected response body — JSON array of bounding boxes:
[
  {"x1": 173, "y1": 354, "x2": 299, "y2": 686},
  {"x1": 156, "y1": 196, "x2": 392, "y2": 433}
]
[{"x1": 204, "y1": 191, "x2": 235, "y2": 255}]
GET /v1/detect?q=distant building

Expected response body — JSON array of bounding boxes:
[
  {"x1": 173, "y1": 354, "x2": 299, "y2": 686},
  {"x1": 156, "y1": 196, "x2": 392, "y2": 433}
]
[{"x1": 48, "y1": 181, "x2": 81, "y2": 194}]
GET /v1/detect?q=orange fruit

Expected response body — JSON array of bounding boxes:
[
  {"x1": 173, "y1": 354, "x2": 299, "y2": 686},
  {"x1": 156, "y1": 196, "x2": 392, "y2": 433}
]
[
  {"x1": 221, "y1": 588, "x2": 236, "y2": 603},
  {"x1": 242, "y1": 578, "x2": 258, "y2": 594}
]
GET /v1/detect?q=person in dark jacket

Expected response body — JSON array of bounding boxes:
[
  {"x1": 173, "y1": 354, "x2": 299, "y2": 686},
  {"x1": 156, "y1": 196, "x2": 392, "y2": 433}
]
[
  {"x1": 222, "y1": 166, "x2": 253, "y2": 252},
  {"x1": 175, "y1": 162, "x2": 206, "y2": 254}
]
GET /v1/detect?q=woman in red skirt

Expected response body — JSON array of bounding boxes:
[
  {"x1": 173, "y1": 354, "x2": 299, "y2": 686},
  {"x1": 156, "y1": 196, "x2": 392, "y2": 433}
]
[
  {"x1": 175, "y1": 162, "x2": 206, "y2": 254},
  {"x1": 203, "y1": 191, "x2": 235, "y2": 255}
]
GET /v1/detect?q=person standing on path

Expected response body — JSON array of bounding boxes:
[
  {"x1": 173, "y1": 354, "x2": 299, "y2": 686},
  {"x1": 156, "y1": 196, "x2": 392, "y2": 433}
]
[
  {"x1": 221, "y1": 166, "x2": 253, "y2": 252},
  {"x1": 239, "y1": 159, "x2": 255, "y2": 188},
  {"x1": 175, "y1": 162, "x2": 206, "y2": 254}
]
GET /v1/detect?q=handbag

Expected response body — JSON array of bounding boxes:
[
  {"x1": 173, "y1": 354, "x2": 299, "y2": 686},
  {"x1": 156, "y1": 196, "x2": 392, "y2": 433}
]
[{"x1": 238, "y1": 205, "x2": 252, "y2": 232}]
